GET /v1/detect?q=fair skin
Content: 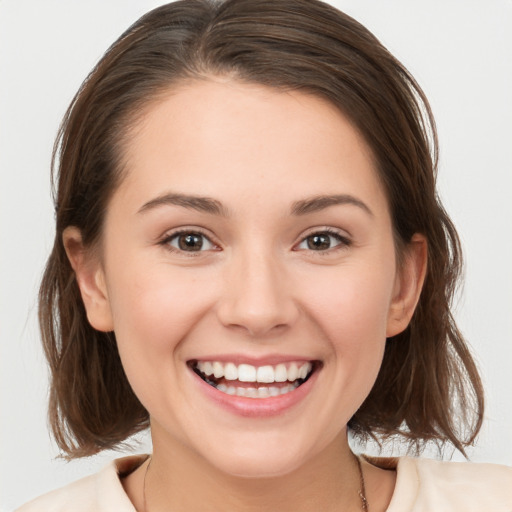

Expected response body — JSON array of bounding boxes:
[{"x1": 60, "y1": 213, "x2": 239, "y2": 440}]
[{"x1": 64, "y1": 80, "x2": 426, "y2": 512}]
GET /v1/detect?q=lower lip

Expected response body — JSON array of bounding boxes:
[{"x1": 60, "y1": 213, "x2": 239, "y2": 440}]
[{"x1": 190, "y1": 366, "x2": 319, "y2": 418}]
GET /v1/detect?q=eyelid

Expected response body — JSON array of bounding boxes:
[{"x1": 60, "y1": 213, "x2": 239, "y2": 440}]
[
  {"x1": 294, "y1": 227, "x2": 352, "y2": 253},
  {"x1": 159, "y1": 227, "x2": 221, "y2": 255},
  {"x1": 157, "y1": 225, "x2": 351, "y2": 256}
]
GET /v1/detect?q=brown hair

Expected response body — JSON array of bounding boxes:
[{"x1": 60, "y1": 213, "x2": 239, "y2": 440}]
[{"x1": 39, "y1": 0, "x2": 484, "y2": 458}]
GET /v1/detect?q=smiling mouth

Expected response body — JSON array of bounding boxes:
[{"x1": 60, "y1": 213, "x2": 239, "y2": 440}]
[{"x1": 189, "y1": 360, "x2": 320, "y2": 398}]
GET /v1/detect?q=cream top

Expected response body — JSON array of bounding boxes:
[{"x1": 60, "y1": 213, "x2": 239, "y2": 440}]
[{"x1": 15, "y1": 455, "x2": 512, "y2": 511}]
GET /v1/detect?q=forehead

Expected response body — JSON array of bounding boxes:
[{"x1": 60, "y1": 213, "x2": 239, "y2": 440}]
[{"x1": 116, "y1": 79, "x2": 388, "y2": 215}]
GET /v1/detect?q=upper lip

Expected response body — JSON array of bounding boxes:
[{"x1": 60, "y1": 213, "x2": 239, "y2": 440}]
[{"x1": 187, "y1": 354, "x2": 319, "y2": 366}]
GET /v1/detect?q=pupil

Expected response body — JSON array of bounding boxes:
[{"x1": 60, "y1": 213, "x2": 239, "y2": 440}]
[
  {"x1": 308, "y1": 234, "x2": 330, "y2": 250},
  {"x1": 179, "y1": 233, "x2": 203, "y2": 251}
]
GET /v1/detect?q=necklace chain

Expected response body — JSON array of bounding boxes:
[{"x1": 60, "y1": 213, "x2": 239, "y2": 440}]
[
  {"x1": 143, "y1": 454, "x2": 368, "y2": 511},
  {"x1": 356, "y1": 456, "x2": 369, "y2": 512},
  {"x1": 142, "y1": 455, "x2": 151, "y2": 512}
]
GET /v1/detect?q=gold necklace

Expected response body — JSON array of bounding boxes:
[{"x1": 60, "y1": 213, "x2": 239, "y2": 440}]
[
  {"x1": 142, "y1": 454, "x2": 369, "y2": 511},
  {"x1": 356, "y1": 456, "x2": 369, "y2": 511}
]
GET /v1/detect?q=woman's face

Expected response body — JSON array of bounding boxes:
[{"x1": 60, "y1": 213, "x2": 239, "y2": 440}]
[{"x1": 77, "y1": 80, "x2": 417, "y2": 477}]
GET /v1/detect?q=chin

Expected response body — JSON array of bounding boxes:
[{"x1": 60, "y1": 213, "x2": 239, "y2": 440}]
[
  {"x1": 210, "y1": 451, "x2": 306, "y2": 479},
  {"x1": 194, "y1": 430, "x2": 320, "y2": 479}
]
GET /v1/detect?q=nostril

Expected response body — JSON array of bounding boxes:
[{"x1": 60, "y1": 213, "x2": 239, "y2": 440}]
[
  {"x1": 216, "y1": 301, "x2": 299, "y2": 338},
  {"x1": 215, "y1": 265, "x2": 300, "y2": 335}
]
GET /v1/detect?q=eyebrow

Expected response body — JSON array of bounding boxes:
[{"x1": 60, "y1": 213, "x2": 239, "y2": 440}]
[
  {"x1": 291, "y1": 194, "x2": 373, "y2": 217},
  {"x1": 138, "y1": 192, "x2": 230, "y2": 217},
  {"x1": 138, "y1": 192, "x2": 373, "y2": 217}
]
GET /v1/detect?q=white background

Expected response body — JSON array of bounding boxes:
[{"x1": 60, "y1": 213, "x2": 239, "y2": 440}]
[{"x1": 1, "y1": 1, "x2": 511, "y2": 509}]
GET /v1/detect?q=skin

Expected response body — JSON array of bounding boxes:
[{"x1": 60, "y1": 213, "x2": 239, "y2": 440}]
[{"x1": 65, "y1": 79, "x2": 426, "y2": 511}]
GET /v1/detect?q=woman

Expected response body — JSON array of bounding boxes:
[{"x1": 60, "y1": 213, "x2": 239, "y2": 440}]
[{"x1": 15, "y1": 0, "x2": 512, "y2": 510}]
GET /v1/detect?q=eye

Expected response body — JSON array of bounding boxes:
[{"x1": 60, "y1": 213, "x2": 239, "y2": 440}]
[
  {"x1": 296, "y1": 229, "x2": 350, "y2": 252},
  {"x1": 163, "y1": 230, "x2": 217, "y2": 253}
]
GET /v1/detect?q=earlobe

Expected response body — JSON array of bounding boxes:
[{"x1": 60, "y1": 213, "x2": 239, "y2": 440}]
[
  {"x1": 62, "y1": 226, "x2": 114, "y2": 332},
  {"x1": 386, "y1": 234, "x2": 427, "y2": 337}
]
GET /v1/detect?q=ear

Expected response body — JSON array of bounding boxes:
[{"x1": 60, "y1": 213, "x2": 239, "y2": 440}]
[
  {"x1": 386, "y1": 234, "x2": 427, "y2": 337},
  {"x1": 62, "y1": 226, "x2": 114, "y2": 332}
]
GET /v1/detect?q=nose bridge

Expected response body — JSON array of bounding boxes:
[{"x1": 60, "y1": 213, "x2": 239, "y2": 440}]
[{"x1": 217, "y1": 240, "x2": 298, "y2": 336}]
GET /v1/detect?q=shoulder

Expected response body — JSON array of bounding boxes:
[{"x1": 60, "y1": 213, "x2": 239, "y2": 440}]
[
  {"x1": 386, "y1": 456, "x2": 512, "y2": 512},
  {"x1": 14, "y1": 455, "x2": 148, "y2": 512}
]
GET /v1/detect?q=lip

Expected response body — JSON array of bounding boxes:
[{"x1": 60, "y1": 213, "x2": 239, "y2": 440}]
[
  {"x1": 188, "y1": 353, "x2": 315, "y2": 366},
  {"x1": 188, "y1": 357, "x2": 321, "y2": 418}
]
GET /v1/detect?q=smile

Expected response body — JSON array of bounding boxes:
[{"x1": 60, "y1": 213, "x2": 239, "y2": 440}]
[{"x1": 190, "y1": 360, "x2": 318, "y2": 399}]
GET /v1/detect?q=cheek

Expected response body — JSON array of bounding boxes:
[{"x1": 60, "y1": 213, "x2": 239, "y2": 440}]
[
  {"x1": 301, "y1": 262, "x2": 395, "y2": 342},
  {"x1": 105, "y1": 273, "x2": 216, "y2": 430},
  {"x1": 107, "y1": 262, "x2": 210, "y2": 347},
  {"x1": 299, "y1": 261, "x2": 395, "y2": 397},
  {"x1": 103, "y1": 262, "x2": 216, "y2": 401}
]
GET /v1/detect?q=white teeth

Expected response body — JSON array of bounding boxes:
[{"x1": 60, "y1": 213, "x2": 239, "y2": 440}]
[
  {"x1": 195, "y1": 361, "x2": 313, "y2": 384},
  {"x1": 224, "y1": 362, "x2": 238, "y2": 381},
  {"x1": 245, "y1": 388, "x2": 257, "y2": 398},
  {"x1": 257, "y1": 387, "x2": 270, "y2": 398},
  {"x1": 256, "y1": 365, "x2": 275, "y2": 383},
  {"x1": 213, "y1": 361, "x2": 224, "y2": 379},
  {"x1": 298, "y1": 364, "x2": 309, "y2": 379},
  {"x1": 197, "y1": 361, "x2": 214, "y2": 376},
  {"x1": 301, "y1": 362, "x2": 313, "y2": 380},
  {"x1": 287, "y1": 363, "x2": 299, "y2": 381},
  {"x1": 280, "y1": 385, "x2": 293, "y2": 394},
  {"x1": 274, "y1": 364, "x2": 287, "y2": 382},
  {"x1": 214, "y1": 384, "x2": 298, "y2": 398},
  {"x1": 238, "y1": 364, "x2": 257, "y2": 382},
  {"x1": 204, "y1": 361, "x2": 214, "y2": 376},
  {"x1": 269, "y1": 386, "x2": 280, "y2": 396}
]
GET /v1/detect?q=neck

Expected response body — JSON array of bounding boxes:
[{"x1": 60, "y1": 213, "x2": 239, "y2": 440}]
[{"x1": 142, "y1": 428, "x2": 362, "y2": 512}]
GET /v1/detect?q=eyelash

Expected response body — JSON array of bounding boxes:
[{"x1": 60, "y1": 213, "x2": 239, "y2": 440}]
[
  {"x1": 159, "y1": 227, "x2": 351, "y2": 257},
  {"x1": 159, "y1": 228, "x2": 218, "y2": 257},
  {"x1": 295, "y1": 228, "x2": 352, "y2": 255}
]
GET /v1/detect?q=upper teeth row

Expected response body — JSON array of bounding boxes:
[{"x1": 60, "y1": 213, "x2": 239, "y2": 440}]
[{"x1": 195, "y1": 361, "x2": 313, "y2": 383}]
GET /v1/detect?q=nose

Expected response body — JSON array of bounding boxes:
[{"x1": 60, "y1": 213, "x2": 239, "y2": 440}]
[{"x1": 216, "y1": 248, "x2": 300, "y2": 337}]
